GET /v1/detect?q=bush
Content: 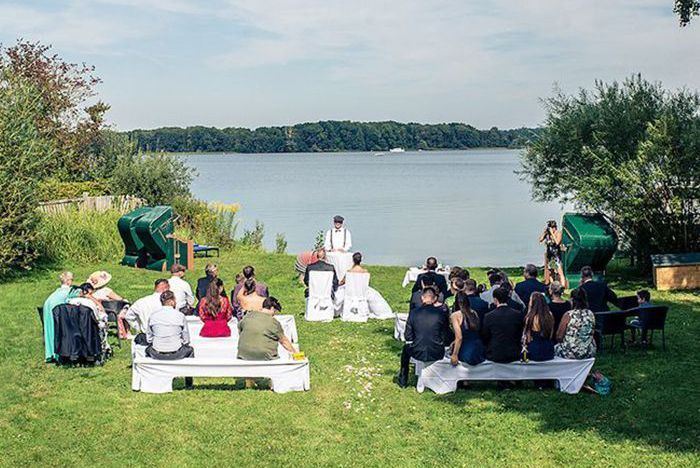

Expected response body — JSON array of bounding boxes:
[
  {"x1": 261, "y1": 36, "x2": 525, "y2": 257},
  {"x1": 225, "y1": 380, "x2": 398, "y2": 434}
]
[
  {"x1": 240, "y1": 221, "x2": 265, "y2": 250},
  {"x1": 275, "y1": 233, "x2": 288, "y2": 254},
  {"x1": 111, "y1": 153, "x2": 194, "y2": 205},
  {"x1": 35, "y1": 208, "x2": 123, "y2": 265},
  {"x1": 36, "y1": 178, "x2": 111, "y2": 201},
  {"x1": 0, "y1": 73, "x2": 55, "y2": 276},
  {"x1": 171, "y1": 197, "x2": 239, "y2": 248}
]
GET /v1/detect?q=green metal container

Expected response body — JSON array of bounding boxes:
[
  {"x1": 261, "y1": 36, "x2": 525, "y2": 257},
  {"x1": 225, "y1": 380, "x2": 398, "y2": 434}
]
[
  {"x1": 117, "y1": 206, "x2": 151, "y2": 267},
  {"x1": 133, "y1": 206, "x2": 174, "y2": 271},
  {"x1": 561, "y1": 213, "x2": 618, "y2": 288}
]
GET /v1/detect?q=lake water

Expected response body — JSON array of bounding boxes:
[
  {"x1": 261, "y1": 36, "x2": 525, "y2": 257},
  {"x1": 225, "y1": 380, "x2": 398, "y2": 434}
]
[{"x1": 181, "y1": 149, "x2": 567, "y2": 267}]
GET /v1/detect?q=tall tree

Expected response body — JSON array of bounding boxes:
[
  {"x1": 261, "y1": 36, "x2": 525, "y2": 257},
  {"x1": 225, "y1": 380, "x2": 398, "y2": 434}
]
[
  {"x1": 675, "y1": 0, "x2": 699, "y2": 26},
  {"x1": 521, "y1": 75, "x2": 700, "y2": 266}
]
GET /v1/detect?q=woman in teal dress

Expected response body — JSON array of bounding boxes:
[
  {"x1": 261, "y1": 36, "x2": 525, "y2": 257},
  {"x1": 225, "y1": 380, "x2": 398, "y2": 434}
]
[{"x1": 42, "y1": 271, "x2": 79, "y2": 362}]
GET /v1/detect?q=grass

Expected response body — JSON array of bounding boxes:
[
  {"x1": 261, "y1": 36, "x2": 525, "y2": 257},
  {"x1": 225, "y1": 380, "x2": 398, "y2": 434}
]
[{"x1": 0, "y1": 250, "x2": 699, "y2": 466}]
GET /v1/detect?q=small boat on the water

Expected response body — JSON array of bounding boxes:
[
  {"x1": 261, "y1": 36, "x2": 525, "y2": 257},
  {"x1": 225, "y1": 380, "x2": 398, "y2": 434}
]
[
  {"x1": 373, "y1": 152, "x2": 386, "y2": 157},
  {"x1": 389, "y1": 147, "x2": 405, "y2": 153}
]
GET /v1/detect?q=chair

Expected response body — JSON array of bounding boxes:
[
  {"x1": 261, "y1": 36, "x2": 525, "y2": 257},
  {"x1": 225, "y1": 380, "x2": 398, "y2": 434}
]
[
  {"x1": 595, "y1": 311, "x2": 628, "y2": 352},
  {"x1": 628, "y1": 306, "x2": 668, "y2": 350},
  {"x1": 37, "y1": 306, "x2": 44, "y2": 332},
  {"x1": 341, "y1": 272, "x2": 370, "y2": 322},
  {"x1": 305, "y1": 271, "x2": 335, "y2": 322},
  {"x1": 102, "y1": 300, "x2": 129, "y2": 348},
  {"x1": 616, "y1": 295, "x2": 638, "y2": 311}
]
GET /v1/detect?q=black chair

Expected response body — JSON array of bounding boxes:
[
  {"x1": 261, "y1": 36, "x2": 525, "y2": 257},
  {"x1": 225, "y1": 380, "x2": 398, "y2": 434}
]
[
  {"x1": 595, "y1": 311, "x2": 629, "y2": 352},
  {"x1": 616, "y1": 295, "x2": 638, "y2": 311},
  {"x1": 628, "y1": 306, "x2": 669, "y2": 350},
  {"x1": 102, "y1": 300, "x2": 129, "y2": 348}
]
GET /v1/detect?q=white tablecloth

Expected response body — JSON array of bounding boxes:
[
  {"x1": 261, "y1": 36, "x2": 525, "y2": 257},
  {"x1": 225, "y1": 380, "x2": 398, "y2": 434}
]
[
  {"x1": 326, "y1": 251, "x2": 354, "y2": 281},
  {"x1": 401, "y1": 268, "x2": 450, "y2": 287},
  {"x1": 414, "y1": 357, "x2": 595, "y2": 394},
  {"x1": 132, "y1": 357, "x2": 310, "y2": 393},
  {"x1": 394, "y1": 313, "x2": 408, "y2": 341}
]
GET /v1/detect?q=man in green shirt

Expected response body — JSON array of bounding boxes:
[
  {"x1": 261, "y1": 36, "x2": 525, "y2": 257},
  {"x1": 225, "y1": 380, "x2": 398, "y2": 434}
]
[
  {"x1": 43, "y1": 271, "x2": 79, "y2": 362},
  {"x1": 237, "y1": 297, "x2": 296, "y2": 360}
]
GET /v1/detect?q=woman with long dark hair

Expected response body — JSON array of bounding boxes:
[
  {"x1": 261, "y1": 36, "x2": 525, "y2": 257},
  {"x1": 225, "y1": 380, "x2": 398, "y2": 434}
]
[
  {"x1": 199, "y1": 279, "x2": 233, "y2": 337},
  {"x1": 522, "y1": 292, "x2": 555, "y2": 361},
  {"x1": 449, "y1": 292, "x2": 485, "y2": 366}
]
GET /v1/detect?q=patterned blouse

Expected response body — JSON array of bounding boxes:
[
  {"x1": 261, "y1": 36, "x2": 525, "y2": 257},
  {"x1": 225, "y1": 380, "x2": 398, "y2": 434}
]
[{"x1": 555, "y1": 308, "x2": 596, "y2": 359}]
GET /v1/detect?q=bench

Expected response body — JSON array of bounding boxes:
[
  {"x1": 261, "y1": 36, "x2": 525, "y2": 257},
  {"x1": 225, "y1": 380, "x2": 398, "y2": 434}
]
[
  {"x1": 132, "y1": 356, "x2": 310, "y2": 394},
  {"x1": 193, "y1": 244, "x2": 220, "y2": 257},
  {"x1": 414, "y1": 357, "x2": 595, "y2": 394}
]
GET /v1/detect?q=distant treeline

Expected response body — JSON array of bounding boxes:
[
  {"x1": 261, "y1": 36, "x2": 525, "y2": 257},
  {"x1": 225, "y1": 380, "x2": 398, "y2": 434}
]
[{"x1": 126, "y1": 121, "x2": 541, "y2": 153}]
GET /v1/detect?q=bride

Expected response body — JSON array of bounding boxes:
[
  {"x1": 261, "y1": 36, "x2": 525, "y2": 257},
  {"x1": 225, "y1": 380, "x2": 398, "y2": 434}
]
[{"x1": 336, "y1": 252, "x2": 393, "y2": 318}]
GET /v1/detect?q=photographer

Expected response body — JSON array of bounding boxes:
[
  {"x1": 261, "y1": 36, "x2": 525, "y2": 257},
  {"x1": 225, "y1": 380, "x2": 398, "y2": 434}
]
[{"x1": 539, "y1": 220, "x2": 566, "y2": 286}]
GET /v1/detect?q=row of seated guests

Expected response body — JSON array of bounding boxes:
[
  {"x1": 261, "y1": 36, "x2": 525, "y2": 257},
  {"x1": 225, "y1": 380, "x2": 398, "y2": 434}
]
[
  {"x1": 398, "y1": 282, "x2": 599, "y2": 388},
  {"x1": 195, "y1": 263, "x2": 269, "y2": 320}
]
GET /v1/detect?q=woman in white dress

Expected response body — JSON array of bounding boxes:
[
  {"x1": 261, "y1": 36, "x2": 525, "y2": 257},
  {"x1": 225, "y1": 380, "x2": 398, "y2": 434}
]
[{"x1": 338, "y1": 252, "x2": 393, "y2": 319}]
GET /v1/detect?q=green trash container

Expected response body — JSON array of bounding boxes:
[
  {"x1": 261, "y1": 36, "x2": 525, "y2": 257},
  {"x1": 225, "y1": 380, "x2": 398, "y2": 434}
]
[{"x1": 561, "y1": 213, "x2": 618, "y2": 289}]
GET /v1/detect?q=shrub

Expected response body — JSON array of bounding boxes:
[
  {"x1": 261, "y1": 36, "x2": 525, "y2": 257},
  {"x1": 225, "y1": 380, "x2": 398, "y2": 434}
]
[
  {"x1": 171, "y1": 197, "x2": 239, "y2": 248},
  {"x1": 36, "y1": 178, "x2": 111, "y2": 201},
  {"x1": 240, "y1": 221, "x2": 265, "y2": 250},
  {"x1": 35, "y1": 208, "x2": 123, "y2": 265},
  {"x1": 0, "y1": 73, "x2": 55, "y2": 276},
  {"x1": 275, "y1": 233, "x2": 288, "y2": 254},
  {"x1": 111, "y1": 153, "x2": 195, "y2": 205}
]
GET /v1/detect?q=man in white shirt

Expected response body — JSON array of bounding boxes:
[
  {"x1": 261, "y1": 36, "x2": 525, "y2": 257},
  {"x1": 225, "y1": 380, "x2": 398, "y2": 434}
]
[
  {"x1": 324, "y1": 215, "x2": 352, "y2": 252},
  {"x1": 168, "y1": 264, "x2": 194, "y2": 314},
  {"x1": 122, "y1": 279, "x2": 169, "y2": 342}
]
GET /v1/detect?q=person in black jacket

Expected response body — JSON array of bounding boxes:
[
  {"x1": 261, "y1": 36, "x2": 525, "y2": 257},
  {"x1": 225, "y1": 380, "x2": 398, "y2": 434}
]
[
  {"x1": 514, "y1": 264, "x2": 548, "y2": 308},
  {"x1": 398, "y1": 286, "x2": 451, "y2": 388},
  {"x1": 303, "y1": 248, "x2": 339, "y2": 299},
  {"x1": 465, "y1": 279, "x2": 490, "y2": 328},
  {"x1": 411, "y1": 256, "x2": 450, "y2": 300},
  {"x1": 196, "y1": 263, "x2": 227, "y2": 301},
  {"x1": 481, "y1": 287, "x2": 524, "y2": 364},
  {"x1": 579, "y1": 266, "x2": 617, "y2": 312}
]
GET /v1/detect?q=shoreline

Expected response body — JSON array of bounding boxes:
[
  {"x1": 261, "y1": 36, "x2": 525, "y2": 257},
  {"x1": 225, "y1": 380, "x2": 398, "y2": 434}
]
[{"x1": 164, "y1": 147, "x2": 525, "y2": 156}]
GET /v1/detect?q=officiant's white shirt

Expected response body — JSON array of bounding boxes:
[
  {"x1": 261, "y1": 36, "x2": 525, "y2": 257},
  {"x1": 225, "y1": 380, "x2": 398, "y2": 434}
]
[{"x1": 324, "y1": 228, "x2": 352, "y2": 251}]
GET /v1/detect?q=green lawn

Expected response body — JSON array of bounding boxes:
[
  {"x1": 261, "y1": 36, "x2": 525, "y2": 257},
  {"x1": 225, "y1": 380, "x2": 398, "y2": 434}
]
[{"x1": 1, "y1": 250, "x2": 699, "y2": 466}]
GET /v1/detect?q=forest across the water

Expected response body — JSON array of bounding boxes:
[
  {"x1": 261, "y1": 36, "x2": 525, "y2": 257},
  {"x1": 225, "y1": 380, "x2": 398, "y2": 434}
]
[{"x1": 126, "y1": 120, "x2": 541, "y2": 153}]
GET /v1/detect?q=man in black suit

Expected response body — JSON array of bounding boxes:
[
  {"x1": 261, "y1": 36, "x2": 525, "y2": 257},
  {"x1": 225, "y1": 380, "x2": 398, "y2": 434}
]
[
  {"x1": 579, "y1": 266, "x2": 617, "y2": 312},
  {"x1": 411, "y1": 256, "x2": 450, "y2": 300},
  {"x1": 303, "y1": 248, "x2": 339, "y2": 299},
  {"x1": 398, "y1": 286, "x2": 451, "y2": 388},
  {"x1": 465, "y1": 279, "x2": 490, "y2": 327},
  {"x1": 514, "y1": 264, "x2": 548, "y2": 308},
  {"x1": 481, "y1": 287, "x2": 524, "y2": 364}
]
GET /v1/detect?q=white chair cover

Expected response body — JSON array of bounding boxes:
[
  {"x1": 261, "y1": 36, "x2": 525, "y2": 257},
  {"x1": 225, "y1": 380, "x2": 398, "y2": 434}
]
[
  {"x1": 305, "y1": 271, "x2": 335, "y2": 322},
  {"x1": 341, "y1": 272, "x2": 370, "y2": 322}
]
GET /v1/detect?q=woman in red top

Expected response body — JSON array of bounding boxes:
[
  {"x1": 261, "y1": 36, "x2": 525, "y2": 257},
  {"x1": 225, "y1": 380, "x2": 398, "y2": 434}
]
[{"x1": 199, "y1": 279, "x2": 233, "y2": 337}]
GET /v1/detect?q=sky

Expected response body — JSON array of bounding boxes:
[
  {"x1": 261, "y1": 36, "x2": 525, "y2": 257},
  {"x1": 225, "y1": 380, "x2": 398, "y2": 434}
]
[{"x1": 0, "y1": 0, "x2": 698, "y2": 131}]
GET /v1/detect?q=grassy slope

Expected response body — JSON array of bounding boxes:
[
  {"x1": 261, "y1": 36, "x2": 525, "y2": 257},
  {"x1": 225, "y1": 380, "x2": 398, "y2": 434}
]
[{"x1": 0, "y1": 250, "x2": 698, "y2": 467}]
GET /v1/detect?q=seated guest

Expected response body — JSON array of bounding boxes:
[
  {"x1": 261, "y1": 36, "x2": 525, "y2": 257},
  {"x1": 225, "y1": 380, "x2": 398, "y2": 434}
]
[
  {"x1": 237, "y1": 278, "x2": 266, "y2": 314},
  {"x1": 168, "y1": 264, "x2": 195, "y2": 315},
  {"x1": 522, "y1": 292, "x2": 555, "y2": 361},
  {"x1": 87, "y1": 270, "x2": 123, "y2": 302},
  {"x1": 398, "y1": 286, "x2": 451, "y2": 388},
  {"x1": 480, "y1": 287, "x2": 524, "y2": 364},
  {"x1": 196, "y1": 263, "x2": 226, "y2": 306},
  {"x1": 548, "y1": 281, "x2": 571, "y2": 332},
  {"x1": 232, "y1": 265, "x2": 269, "y2": 319},
  {"x1": 146, "y1": 290, "x2": 194, "y2": 361},
  {"x1": 446, "y1": 278, "x2": 466, "y2": 308},
  {"x1": 488, "y1": 281, "x2": 525, "y2": 314},
  {"x1": 238, "y1": 297, "x2": 296, "y2": 361},
  {"x1": 481, "y1": 271, "x2": 526, "y2": 310},
  {"x1": 295, "y1": 250, "x2": 319, "y2": 283},
  {"x1": 69, "y1": 283, "x2": 110, "y2": 356},
  {"x1": 411, "y1": 257, "x2": 450, "y2": 299},
  {"x1": 43, "y1": 271, "x2": 78, "y2": 362},
  {"x1": 448, "y1": 266, "x2": 470, "y2": 283},
  {"x1": 555, "y1": 287, "x2": 596, "y2": 359},
  {"x1": 579, "y1": 266, "x2": 617, "y2": 312},
  {"x1": 199, "y1": 279, "x2": 234, "y2": 337},
  {"x1": 629, "y1": 289, "x2": 655, "y2": 344},
  {"x1": 336, "y1": 252, "x2": 392, "y2": 316},
  {"x1": 514, "y1": 264, "x2": 548, "y2": 308},
  {"x1": 464, "y1": 279, "x2": 490, "y2": 327},
  {"x1": 303, "y1": 248, "x2": 338, "y2": 298},
  {"x1": 449, "y1": 292, "x2": 485, "y2": 366},
  {"x1": 122, "y1": 279, "x2": 169, "y2": 343}
]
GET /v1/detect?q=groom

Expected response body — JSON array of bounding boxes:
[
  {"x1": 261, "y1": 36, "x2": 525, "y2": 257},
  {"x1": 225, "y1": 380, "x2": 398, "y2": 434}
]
[{"x1": 324, "y1": 215, "x2": 352, "y2": 252}]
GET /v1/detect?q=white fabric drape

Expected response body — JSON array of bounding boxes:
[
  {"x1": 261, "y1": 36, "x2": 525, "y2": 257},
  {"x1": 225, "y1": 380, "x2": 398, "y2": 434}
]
[
  {"x1": 325, "y1": 251, "x2": 354, "y2": 281},
  {"x1": 341, "y1": 272, "x2": 370, "y2": 322},
  {"x1": 305, "y1": 271, "x2": 335, "y2": 322},
  {"x1": 414, "y1": 357, "x2": 595, "y2": 394},
  {"x1": 394, "y1": 313, "x2": 408, "y2": 341}
]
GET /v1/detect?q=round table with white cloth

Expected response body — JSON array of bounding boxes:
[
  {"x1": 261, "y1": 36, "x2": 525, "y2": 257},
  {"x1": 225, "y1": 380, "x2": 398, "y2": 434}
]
[{"x1": 325, "y1": 251, "x2": 354, "y2": 281}]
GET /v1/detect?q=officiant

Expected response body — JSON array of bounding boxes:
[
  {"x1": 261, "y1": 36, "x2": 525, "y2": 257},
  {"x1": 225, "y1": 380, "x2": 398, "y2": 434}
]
[{"x1": 323, "y1": 215, "x2": 354, "y2": 281}]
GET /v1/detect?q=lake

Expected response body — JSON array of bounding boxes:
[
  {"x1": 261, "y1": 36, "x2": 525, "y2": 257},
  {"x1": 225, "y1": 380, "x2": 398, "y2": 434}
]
[{"x1": 181, "y1": 149, "x2": 567, "y2": 267}]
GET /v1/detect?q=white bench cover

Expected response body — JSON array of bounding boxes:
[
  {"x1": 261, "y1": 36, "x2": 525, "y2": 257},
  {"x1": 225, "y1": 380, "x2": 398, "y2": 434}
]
[{"x1": 414, "y1": 357, "x2": 595, "y2": 395}]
